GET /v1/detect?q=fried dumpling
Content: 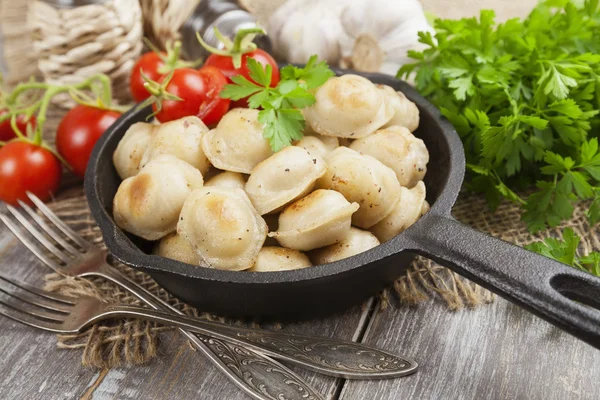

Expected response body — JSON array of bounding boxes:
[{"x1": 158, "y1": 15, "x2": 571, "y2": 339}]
[
  {"x1": 269, "y1": 189, "x2": 359, "y2": 251},
  {"x1": 316, "y1": 147, "x2": 401, "y2": 229},
  {"x1": 140, "y1": 116, "x2": 210, "y2": 175},
  {"x1": 304, "y1": 74, "x2": 393, "y2": 139},
  {"x1": 371, "y1": 181, "x2": 428, "y2": 242},
  {"x1": 177, "y1": 187, "x2": 267, "y2": 271},
  {"x1": 350, "y1": 125, "x2": 429, "y2": 188},
  {"x1": 310, "y1": 228, "x2": 380, "y2": 265},
  {"x1": 248, "y1": 247, "x2": 312, "y2": 272},
  {"x1": 113, "y1": 122, "x2": 154, "y2": 180},
  {"x1": 246, "y1": 146, "x2": 327, "y2": 215},
  {"x1": 113, "y1": 155, "x2": 204, "y2": 241},
  {"x1": 205, "y1": 171, "x2": 246, "y2": 190},
  {"x1": 153, "y1": 232, "x2": 201, "y2": 266},
  {"x1": 295, "y1": 129, "x2": 340, "y2": 159},
  {"x1": 378, "y1": 85, "x2": 420, "y2": 132},
  {"x1": 201, "y1": 108, "x2": 273, "y2": 173}
]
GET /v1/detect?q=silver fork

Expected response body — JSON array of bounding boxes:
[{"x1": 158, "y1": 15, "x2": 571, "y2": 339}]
[
  {"x1": 0, "y1": 196, "x2": 324, "y2": 400},
  {"x1": 0, "y1": 274, "x2": 324, "y2": 400},
  {"x1": 0, "y1": 193, "x2": 418, "y2": 380}
]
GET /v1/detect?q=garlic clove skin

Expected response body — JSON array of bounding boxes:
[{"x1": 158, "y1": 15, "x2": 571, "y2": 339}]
[
  {"x1": 350, "y1": 125, "x2": 429, "y2": 188},
  {"x1": 201, "y1": 108, "x2": 273, "y2": 174},
  {"x1": 113, "y1": 122, "x2": 154, "y2": 180},
  {"x1": 378, "y1": 85, "x2": 420, "y2": 132},
  {"x1": 316, "y1": 147, "x2": 402, "y2": 229},
  {"x1": 246, "y1": 146, "x2": 327, "y2": 215},
  {"x1": 205, "y1": 171, "x2": 247, "y2": 191},
  {"x1": 140, "y1": 116, "x2": 211, "y2": 175},
  {"x1": 338, "y1": 0, "x2": 434, "y2": 75},
  {"x1": 269, "y1": 189, "x2": 359, "y2": 251},
  {"x1": 113, "y1": 155, "x2": 204, "y2": 241},
  {"x1": 268, "y1": 0, "x2": 346, "y2": 65},
  {"x1": 371, "y1": 181, "x2": 428, "y2": 243},
  {"x1": 248, "y1": 247, "x2": 312, "y2": 272},
  {"x1": 177, "y1": 187, "x2": 267, "y2": 271},
  {"x1": 304, "y1": 74, "x2": 394, "y2": 139},
  {"x1": 153, "y1": 232, "x2": 202, "y2": 266},
  {"x1": 310, "y1": 227, "x2": 380, "y2": 265}
]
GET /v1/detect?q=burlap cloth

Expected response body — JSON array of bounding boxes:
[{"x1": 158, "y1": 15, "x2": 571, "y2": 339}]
[{"x1": 6, "y1": 0, "x2": 592, "y2": 369}]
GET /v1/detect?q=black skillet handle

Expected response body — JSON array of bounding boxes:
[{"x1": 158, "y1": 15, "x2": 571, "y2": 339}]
[{"x1": 403, "y1": 213, "x2": 600, "y2": 349}]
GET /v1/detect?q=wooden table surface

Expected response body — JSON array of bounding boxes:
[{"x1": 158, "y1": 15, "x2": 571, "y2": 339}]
[{"x1": 0, "y1": 213, "x2": 599, "y2": 400}]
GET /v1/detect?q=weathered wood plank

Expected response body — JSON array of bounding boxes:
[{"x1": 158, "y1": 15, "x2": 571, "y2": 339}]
[
  {"x1": 339, "y1": 295, "x2": 600, "y2": 400},
  {"x1": 0, "y1": 223, "x2": 99, "y2": 400}
]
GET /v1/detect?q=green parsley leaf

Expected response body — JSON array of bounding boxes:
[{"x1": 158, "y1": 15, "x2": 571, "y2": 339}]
[
  {"x1": 526, "y1": 228, "x2": 600, "y2": 277},
  {"x1": 221, "y1": 55, "x2": 334, "y2": 152},
  {"x1": 401, "y1": 1, "x2": 600, "y2": 232}
]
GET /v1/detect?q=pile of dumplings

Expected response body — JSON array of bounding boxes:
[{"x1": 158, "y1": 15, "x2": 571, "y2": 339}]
[{"x1": 112, "y1": 74, "x2": 430, "y2": 272}]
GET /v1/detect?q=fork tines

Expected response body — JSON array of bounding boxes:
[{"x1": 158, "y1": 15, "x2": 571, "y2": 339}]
[
  {"x1": 0, "y1": 274, "x2": 74, "y2": 332},
  {"x1": 0, "y1": 192, "x2": 89, "y2": 273}
]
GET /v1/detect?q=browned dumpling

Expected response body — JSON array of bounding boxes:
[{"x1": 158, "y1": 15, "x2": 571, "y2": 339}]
[
  {"x1": 205, "y1": 171, "x2": 246, "y2": 190},
  {"x1": 153, "y1": 232, "x2": 201, "y2": 266},
  {"x1": 113, "y1": 122, "x2": 154, "y2": 180},
  {"x1": 245, "y1": 146, "x2": 327, "y2": 215},
  {"x1": 317, "y1": 147, "x2": 402, "y2": 229},
  {"x1": 140, "y1": 116, "x2": 211, "y2": 175},
  {"x1": 350, "y1": 125, "x2": 429, "y2": 188},
  {"x1": 371, "y1": 181, "x2": 428, "y2": 242},
  {"x1": 304, "y1": 74, "x2": 394, "y2": 138},
  {"x1": 310, "y1": 228, "x2": 380, "y2": 265},
  {"x1": 113, "y1": 155, "x2": 204, "y2": 241},
  {"x1": 177, "y1": 187, "x2": 267, "y2": 271},
  {"x1": 269, "y1": 189, "x2": 359, "y2": 251},
  {"x1": 248, "y1": 247, "x2": 312, "y2": 272},
  {"x1": 201, "y1": 108, "x2": 273, "y2": 173},
  {"x1": 378, "y1": 85, "x2": 420, "y2": 132}
]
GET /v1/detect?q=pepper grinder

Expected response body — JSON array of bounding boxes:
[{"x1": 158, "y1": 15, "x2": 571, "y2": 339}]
[{"x1": 180, "y1": 0, "x2": 272, "y2": 61}]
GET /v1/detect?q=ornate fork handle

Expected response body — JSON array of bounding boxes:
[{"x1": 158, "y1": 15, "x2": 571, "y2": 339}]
[
  {"x1": 105, "y1": 304, "x2": 418, "y2": 380},
  {"x1": 97, "y1": 267, "x2": 323, "y2": 400}
]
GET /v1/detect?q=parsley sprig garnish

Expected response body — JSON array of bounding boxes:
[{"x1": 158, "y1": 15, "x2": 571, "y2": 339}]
[
  {"x1": 526, "y1": 228, "x2": 600, "y2": 277},
  {"x1": 399, "y1": 0, "x2": 600, "y2": 232},
  {"x1": 220, "y1": 56, "x2": 334, "y2": 151}
]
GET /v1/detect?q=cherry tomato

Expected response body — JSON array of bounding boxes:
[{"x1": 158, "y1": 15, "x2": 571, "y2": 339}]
[
  {"x1": 0, "y1": 141, "x2": 62, "y2": 205},
  {"x1": 130, "y1": 52, "x2": 166, "y2": 103},
  {"x1": 56, "y1": 105, "x2": 121, "y2": 178},
  {"x1": 0, "y1": 111, "x2": 36, "y2": 141},
  {"x1": 204, "y1": 49, "x2": 280, "y2": 88},
  {"x1": 154, "y1": 67, "x2": 230, "y2": 125}
]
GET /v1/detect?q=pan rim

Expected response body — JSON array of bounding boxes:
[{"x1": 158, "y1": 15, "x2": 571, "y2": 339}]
[{"x1": 85, "y1": 69, "x2": 465, "y2": 285}]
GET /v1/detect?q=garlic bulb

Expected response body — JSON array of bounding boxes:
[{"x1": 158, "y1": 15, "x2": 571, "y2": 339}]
[
  {"x1": 268, "y1": 0, "x2": 346, "y2": 65},
  {"x1": 268, "y1": 0, "x2": 432, "y2": 75},
  {"x1": 338, "y1": 0, "x2": 434, "y2": 75}
]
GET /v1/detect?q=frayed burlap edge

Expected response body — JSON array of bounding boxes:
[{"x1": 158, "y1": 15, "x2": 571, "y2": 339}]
[{"x1": 43, "y1": 186, "x2": 598, "y2": 369}]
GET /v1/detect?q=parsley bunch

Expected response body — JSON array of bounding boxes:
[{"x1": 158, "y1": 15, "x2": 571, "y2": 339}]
[
  {"x1": 220, "y1": 56, "x2": 334, "y2": 151},
  {"x1": 399, "y1": 0, "x2": 600, "y2": 232},
  {"x1": 526, "y1": 228, "x2": 600, "y2": 276}
]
